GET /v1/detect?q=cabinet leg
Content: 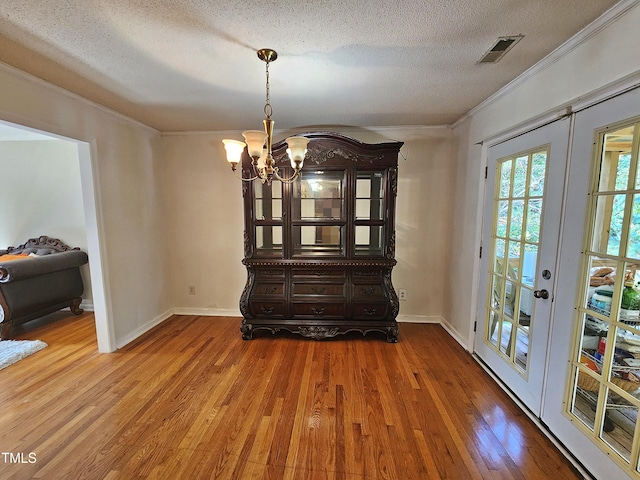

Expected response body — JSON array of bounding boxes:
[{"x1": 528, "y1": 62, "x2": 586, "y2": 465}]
[
  {"x1": 386, "y1": 326, "x2": 399, "y2": 343},
  {"x1": 241, "y1": 321, "x2": 253, "y2": 340}
]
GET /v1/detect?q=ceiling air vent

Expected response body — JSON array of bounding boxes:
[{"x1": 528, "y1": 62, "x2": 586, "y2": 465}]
[{"x1": 477, "y1": 35, "x2": 524, "y2": 64}]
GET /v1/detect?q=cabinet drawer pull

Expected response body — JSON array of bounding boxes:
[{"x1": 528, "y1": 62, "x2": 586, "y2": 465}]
[
  {"x1": 261, "y1": 306, "x2": 275, "y2": 314},
  {"x1": 263, "y1": 286, "x2": 277, "y2": 293},
  {"x1": 311, "y1": 287, "x2": 326, "y2": 294},
  {"x1": 311, "y1": 307, "x2": 326, "y2": 315},
  {"x1": 360, "y1": 287, "x2": 376, "y2": 295},
  {"x1": 364, "y1": 308, "x2": 377, "y2": 316}
]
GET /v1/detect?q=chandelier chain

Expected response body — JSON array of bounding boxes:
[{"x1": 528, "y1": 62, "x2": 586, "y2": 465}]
[{"x1": 264, "y1": 60, "x2": 272, "y2": 118}]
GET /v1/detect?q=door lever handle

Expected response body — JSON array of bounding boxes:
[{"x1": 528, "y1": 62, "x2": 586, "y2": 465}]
[{"x1": 533, "y1": 289, "x2": 549, "y2": 299}]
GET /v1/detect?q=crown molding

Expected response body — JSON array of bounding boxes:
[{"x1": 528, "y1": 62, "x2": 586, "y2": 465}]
[
  {"x1": 0, "y1": 60, "x2": 159, "y2": 135},
  {"x1": 452, "y1": 0, "x2": 639, "y2": 129}
]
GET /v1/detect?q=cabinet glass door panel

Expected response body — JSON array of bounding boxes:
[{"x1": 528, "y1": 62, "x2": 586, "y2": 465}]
[
  {"x1": 356, "y1": 171, "x2": 384, "y2": 220},
  {"x1": 294, "y1": 172, "x2": 343, "y2": 220},
  {"x1": 355, "y1": 225, "x2": 383, "y2": 256},
  {"x1": 255, "y1": 180, "x2": 282, "y2": 220},
  {"x1": 255, "y1": 225, "x2": 283, "y2": 255},
  {"x1": 293, "y1": 225, "x2": 343, "y2": 256}
]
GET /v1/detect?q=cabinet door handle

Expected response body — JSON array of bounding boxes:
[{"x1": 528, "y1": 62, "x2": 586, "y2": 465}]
[
  {"x1": 311, "y1": 307, "x2": 325, "y2": 315},
  {"x1": 364, "y1": 308, "x2": 377, "y2": 316},
  {"x1": 360, "y1": 287, "x2": 376, "y2": 295},
  {"x1": 311, "y1": 287, "x2": 326, "y2": 294},
  {"x1": 261, "y1": 306, "x2": 274, "y2": 314}
]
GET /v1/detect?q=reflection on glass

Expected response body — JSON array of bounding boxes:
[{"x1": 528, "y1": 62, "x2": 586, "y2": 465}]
[
  {"x1": 295, "y1": 172, "x2": 343, "y2": 220},
  {"x1": 256, "y1": 226, "x2": 283, "y2": 254}
]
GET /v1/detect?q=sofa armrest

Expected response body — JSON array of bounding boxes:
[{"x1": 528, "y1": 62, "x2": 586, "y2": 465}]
[{"x1": 0, "y1": 250, "x2": 88, "y2": 283}]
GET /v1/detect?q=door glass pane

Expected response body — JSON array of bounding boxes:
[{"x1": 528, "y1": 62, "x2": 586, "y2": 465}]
[
  {"x1": 255, "y1": 225, "x2": 283, "y2": 255},
  {"x1": 356, "y1": 171, "x2": 384, "y2": 220},
  {"x1": 293, "y1": 225, "x2": 343, "y2": 256},
  {"x1": 255, "y1": 180, "x2": 282, "y2": 220},
  {"x1": 294, "y1": 172, "x2": 343, "y2": 220},
  {"x1": 355, "y1": 225, "x2": 383, "y2": 256},
  {"x1": 484, "y1": 148, "x2": 548, "y2": 375},
  {"x1": 569, "y1": 119, "x2": 640, "y2": 467}
]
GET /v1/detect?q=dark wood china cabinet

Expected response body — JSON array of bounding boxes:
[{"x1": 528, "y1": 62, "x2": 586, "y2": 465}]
[{"x1": 239, "y1": 132, "x2": 403, "y2": 342}]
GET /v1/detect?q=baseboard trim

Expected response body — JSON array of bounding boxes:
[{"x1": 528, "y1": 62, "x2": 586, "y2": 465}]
[
  {"x1": 439, "y1": 318, "x2": 472, "y2": 352},
  {"x1": 171, "y1": 307, "x2": 241, "y2": 317},
  {"x1": 115, "y1": 308, "x2": 174, "y2": 349},
  {"x1": 396, "y1": 314, "x2": 440, "y2": 324}
]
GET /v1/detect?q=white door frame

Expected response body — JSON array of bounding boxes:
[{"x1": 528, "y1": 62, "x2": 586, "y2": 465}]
[{"x1": 0, "y1": 117, "x2": 115, "y2": 352}]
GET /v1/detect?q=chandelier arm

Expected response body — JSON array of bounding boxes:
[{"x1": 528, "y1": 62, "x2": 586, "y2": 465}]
[
  {"x1": 273, "y1": 168, "x2": 301, "y2": 184},
  {"x1": 236, "y1": 172, "x2": 262, "y2": 182}
]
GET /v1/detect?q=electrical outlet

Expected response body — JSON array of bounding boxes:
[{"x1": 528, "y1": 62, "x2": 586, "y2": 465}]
[
  {"x1": 188, "y1": 285, "x2": 196, "y2": 295},
  {"x1": 399, "y1": 289, "x2": 407, "y2": 300}
]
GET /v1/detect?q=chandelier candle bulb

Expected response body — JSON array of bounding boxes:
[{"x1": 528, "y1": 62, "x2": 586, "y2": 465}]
[
  {"x1": 242, "y1": 130, "x2": 268, "y2": 159},
  {"x1": 222, "y1": 139, "x2": 246, "y2": 170},
  {"x1": 286, "y1": 136, "x2": 310, "y2": 169}
]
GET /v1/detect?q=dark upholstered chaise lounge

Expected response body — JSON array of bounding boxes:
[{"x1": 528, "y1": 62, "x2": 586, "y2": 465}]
[{"x1": 0, "y1": 236, "x2": 88, "y2": 339}]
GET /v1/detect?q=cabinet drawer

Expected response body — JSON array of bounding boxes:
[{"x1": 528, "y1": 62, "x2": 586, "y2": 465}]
[
  {"x1": 352, "y1": 269, "x2": 383, "y2": 283},
  {"x1": 292, "y1": 268, "x2": 346, "y2": 280},
  {"x1": 256, "y1": 268, "x2": 285, "y2": 279},
  {"x1": 352, "y1": 303, "x2": 389, "y2": 320},
  {"x1": 292, "y1": 302, "x2": 346, "y2": 318},
  {"x1": 250, "y1": 301, "x2": 285, "y2": 318},
  {"x1": 253, "y1": 282, "x2": 285, "y2": 296},
  {"x1": 352, "y1": 284, "x2": 384, "y2": 298},
  {"x1": 292, "y1": 283, "x2": 345, "y2": 296}
]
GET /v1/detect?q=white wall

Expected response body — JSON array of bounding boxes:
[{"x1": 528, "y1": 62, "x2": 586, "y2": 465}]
[
  {"x1": 0, "y1": 139, "x2": 93, "y2": 304},
  {"x1": 161, "y1": 126, "x2": 456, "y2": 323},
  {"x1": 0, "y1": 63, "x2": 169, "y2": 351},
  {"x1": 449, "y1": 1, "x2": 640, "y2": 349}
]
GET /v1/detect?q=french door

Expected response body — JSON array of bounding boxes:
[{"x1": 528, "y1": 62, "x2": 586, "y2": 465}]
[
  {"x1": 544, "y1": 86, "x2": 640, "y2": 480},
  {"x1": 475, "y1": 119, "x2": 570, "y2": 415}
]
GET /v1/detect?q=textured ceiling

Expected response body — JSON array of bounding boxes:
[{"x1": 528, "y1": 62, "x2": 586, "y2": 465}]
[{"x1": 0, "y1": 1, "x2": 622, "y2": 132}]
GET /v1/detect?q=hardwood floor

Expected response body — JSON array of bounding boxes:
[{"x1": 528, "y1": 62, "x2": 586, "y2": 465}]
[{"x1": 0, "y1": 313, "x2": 583, "y2": 479}]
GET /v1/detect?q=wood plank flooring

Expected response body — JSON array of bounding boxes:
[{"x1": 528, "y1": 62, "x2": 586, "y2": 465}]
[{"x1": 0, "y1": 313, "x2": 583, "y2": 479}]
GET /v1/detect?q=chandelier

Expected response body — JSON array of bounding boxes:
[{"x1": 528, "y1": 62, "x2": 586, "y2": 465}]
[{"x1": 222, "y1": 49, "x2": 309, "y2": 185}]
